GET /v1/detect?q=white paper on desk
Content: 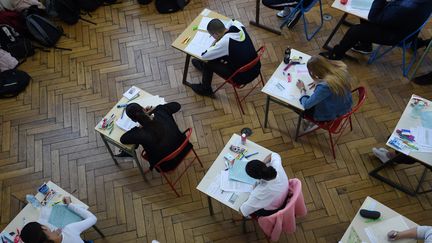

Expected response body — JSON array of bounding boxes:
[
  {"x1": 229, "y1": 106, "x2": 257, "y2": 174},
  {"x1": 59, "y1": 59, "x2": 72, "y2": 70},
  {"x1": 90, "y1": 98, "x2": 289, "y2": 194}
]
[
  {"x1": 207, "y1": 172, "x2": 234, "y2": 203},
  {"x1": 220, "y1": 170, "x2": 253, "y2": 192},
  {"x1": 295, "y1": 64, "x2": 309, "y2": 76},
  {"x1": 116, "y1": 113, "x2": 139, "y2": 131},
  {"x1": 134, "y1": 95, "x2": 166, "y2": 108},
  {"x1": 184, "y1": 31, "x2": 215, "y2": 57},
  {"x1": 364, "y1": 215, "x2": 414, "y2": 243},
  {"x1": 411, "y1": 127, "x2": 432, "y2": 148},
  {"x1": 123, "y1": 86, "x2": 140, "y2": 100}
]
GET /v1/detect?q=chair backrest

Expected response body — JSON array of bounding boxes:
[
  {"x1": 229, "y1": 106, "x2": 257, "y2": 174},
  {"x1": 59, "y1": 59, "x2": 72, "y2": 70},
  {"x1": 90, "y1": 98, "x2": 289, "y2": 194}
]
[
  {"x1": 153, "y1": 128, "x2": 193, "y2": 170},
  {"x1": 226, "y1": 46, "x2": 265, "y2": 85},
  {"x1": 324, "y1": 86, "x2": 367, "y2": 133}
]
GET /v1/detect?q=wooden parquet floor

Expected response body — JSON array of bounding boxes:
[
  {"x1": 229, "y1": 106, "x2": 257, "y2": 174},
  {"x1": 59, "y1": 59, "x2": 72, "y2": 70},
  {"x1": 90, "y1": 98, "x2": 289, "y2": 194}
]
[{"x1": 1, "y1": 0, "x2": 432, "y2": 242}]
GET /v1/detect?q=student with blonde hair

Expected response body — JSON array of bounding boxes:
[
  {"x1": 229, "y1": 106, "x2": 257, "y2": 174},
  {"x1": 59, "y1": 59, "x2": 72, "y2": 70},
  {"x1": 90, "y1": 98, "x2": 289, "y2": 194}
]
[{"x1": 296, "y1": 55, "x2": 353, "y2": 131}]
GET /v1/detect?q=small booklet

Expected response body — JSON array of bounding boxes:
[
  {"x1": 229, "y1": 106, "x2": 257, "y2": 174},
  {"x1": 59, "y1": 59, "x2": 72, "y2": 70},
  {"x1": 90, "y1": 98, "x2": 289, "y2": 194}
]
[
  {"x1": 123, "y1": 86, "x2": 140, "y2": 100},
  {"x1": 48, "y1": 205, "x2": 83, "y2": 229},
  {"x1": 228, "y1": 158, "x2": 256, "y2": 185}
]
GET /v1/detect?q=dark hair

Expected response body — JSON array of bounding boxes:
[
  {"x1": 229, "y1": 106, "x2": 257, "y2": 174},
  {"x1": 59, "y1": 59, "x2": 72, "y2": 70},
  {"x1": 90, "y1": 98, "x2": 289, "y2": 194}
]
[
  {"x1": 207, "y1": 19, "x2": 226, "y2": 35},
  {"x1": 245, "y1": 160, "x2": 277, "y2": 180},
  {"x1": 20, "y1": 222, "x2": 51, "y2": 243},
  {"x1": 125, "y1": 103, "x2": 164, "y2": 141}
]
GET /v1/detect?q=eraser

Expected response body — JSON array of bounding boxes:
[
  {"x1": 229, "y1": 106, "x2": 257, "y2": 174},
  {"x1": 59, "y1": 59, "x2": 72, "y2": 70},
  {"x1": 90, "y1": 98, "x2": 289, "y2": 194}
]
[{"x1": 359, "y1": 209, "x2": 381, "y2": 219}]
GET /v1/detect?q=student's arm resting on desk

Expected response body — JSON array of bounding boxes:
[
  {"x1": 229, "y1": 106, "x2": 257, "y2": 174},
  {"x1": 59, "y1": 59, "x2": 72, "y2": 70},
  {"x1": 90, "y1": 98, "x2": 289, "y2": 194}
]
[
  {"x1": 417, "y1": 226, "x2": 432, "y2": 241},
  {"x1": 157, "y1": 102, "x2": 181, "y2": 115},
  {"x1": 200, "y1": 36, "x2": 229, "y2": 61},
  {"x1": 299, "y1": 83, "x2": 331, "y2": 110},
  {"x1": 65, "y1": 203, "x2": 97, "y2": 234},
  {"x1": 120, "y1": 127, "x2": 151, "y2": 145}
]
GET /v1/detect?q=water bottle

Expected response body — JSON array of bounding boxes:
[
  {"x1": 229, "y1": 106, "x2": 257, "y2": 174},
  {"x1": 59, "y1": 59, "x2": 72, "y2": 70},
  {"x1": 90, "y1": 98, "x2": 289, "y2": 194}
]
[
  {"x1": 26, "y1": 194, "x2": 42, "y2": 208},
  {"x1": 283, "y1": 47, "x2": 291, "y2": 64}
]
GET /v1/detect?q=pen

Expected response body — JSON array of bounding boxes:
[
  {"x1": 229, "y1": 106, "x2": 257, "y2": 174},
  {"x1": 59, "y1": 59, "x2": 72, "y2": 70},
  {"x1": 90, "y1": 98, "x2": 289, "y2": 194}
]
[
  {"x1": 121, "y1": 109, "x2": 125, "y2": 119},
  {"x1": 245, "y1": 152, "x2": 259, "y2": 159},
  {"x1": 51, "y1": 201, "x2": 62, "y2": 206},
  {"x1": 117, "y1": 104, "x2": 127, "y2": 108},
  {"x1": 128, "y1": 93, "x2": 140, "y2": 102},
  {"x1": 184, "y1": 37, "x2": 191, "y2": 44},
  {"x1": 182, "y1": 36, "x2": 191, "y2": 44}
]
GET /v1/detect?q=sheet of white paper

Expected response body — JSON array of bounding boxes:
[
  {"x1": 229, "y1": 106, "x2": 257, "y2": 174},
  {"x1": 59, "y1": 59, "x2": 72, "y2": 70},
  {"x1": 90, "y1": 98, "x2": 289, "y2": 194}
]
[
  {"x1": 220, "y1": 170, "x2": 253, "y2": 192},
  {"x1": 184, "y1": 32, "x2": 215, "y2": 57},
  {"x1": 123, "y1": 86, "x2": 140, "y2": 100},
  {"x1": 116, "y1": 113, "x2": 139, "y2": 131},
  {"x1": 295, "y1": 64, "x2": 309, "y2": 76},
  {"x1": 200, "y1": 8, "x2": 211, "y2": 16},
  {"x1": 413, "y1": 127, "x2": 432, "y2": 147},
  {"x1": 364, "y1": 216, "x2": 414, "y2": 243},
  {"x1": 135, "y1": 95, "x2": 166, "y2": 108},
  {"x1": 207, "y1": 173, "x2": 233, "y2": 203}
]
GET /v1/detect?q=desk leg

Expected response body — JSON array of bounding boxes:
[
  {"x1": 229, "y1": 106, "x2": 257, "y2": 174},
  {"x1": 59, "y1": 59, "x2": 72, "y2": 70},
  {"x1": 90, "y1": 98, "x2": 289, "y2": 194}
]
[
  {"x1": 322, "y1": 13, "x2": 348, "y2": 51},
  {"x1": 100, "y1": 134, "x2": 118, "y2": 165},
  {"x1": 207, "y1": 196, "x2": 214, "y2": 216},
  {"x1": 369, "y1": 154, "x2": 431, "y2": 196},
  {"x1": 294, "y1": 113, "x2": 303, "y2": 142},
  {"x1": 249, "y1": 0, "x2": 281, "y2": 35},
  {"x1": 92, "y1": 225, "x2": 105, "y2": 238},
  {"x1": 264, "y1": 96, "x2": 270, "y2": 128},
  {"x1": 182, "y1": 54, "x2": 191, "y2": 85}
]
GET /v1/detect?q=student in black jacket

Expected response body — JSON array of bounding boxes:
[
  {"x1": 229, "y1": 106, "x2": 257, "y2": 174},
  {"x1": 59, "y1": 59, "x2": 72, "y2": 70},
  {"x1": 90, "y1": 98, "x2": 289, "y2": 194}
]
[
  {"x1": 184, "y1": 18, "x2": 261, "y2": 96},
  {"x1": 321, "y1": 0, "x2": 432, "y2": 60},
  {"x1": 119, "y1": 102, "x2": 189, "y2": 171}
]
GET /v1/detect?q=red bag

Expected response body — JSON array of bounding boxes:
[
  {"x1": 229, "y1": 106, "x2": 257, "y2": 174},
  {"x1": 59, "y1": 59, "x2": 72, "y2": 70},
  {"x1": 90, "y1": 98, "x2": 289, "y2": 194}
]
[{"x1": 0, "y1": 10, "x2": 27, "y2": 35}]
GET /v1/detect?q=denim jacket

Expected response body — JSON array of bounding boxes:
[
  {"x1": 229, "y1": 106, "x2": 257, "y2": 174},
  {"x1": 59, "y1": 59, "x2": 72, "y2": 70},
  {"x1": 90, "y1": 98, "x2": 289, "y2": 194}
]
[{"x1": 299, "y1": 82, "x2": 353, "y2": 121}]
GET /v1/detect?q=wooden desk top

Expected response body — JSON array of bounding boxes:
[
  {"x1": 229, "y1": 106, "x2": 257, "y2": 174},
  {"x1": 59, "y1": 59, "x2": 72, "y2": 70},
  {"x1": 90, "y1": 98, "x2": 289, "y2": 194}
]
[
  {"x1": 171, "y1": 8, "x2": 230, "y2": 59},
  {"x1": 261, "y1": 49, "x2": 314, "y2": 111},
  {"x1": 196, "y1": 134, "x2": 273, "y2": 212}
]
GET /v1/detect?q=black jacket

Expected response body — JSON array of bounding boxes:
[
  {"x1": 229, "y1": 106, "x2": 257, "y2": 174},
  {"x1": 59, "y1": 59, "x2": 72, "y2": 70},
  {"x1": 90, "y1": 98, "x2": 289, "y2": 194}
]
[
  {"x1": 120, "y1": 102, "x2": 191, "y2": 171},
  {"x1": 368, "y1": 0, "x2": 432, "y2": 37}
]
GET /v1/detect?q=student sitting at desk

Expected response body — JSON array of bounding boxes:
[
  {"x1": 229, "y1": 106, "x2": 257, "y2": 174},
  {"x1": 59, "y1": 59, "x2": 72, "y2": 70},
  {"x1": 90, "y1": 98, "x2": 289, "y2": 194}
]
[
  {"x1": 118, "y1": 102, "x2": 189, "y2": 171},
  {"x1": 20, "y1": 196, "x2": 96, "y2": 243},
  {"x1": 239, "y1": 153, "x2": 289, "y2": 217},
  {"x1": 262, "y1": 0, "x2": 313, "y2": 27},
  {"x1": 184, "y1": 18, "x2": 261, "y2": 97},
  {"x1": 320, "y1": 0, "x2": 432, "y2": 60},
  {"x1": 296, "y1": 55, "x2": 353, "y2": 130},
  {"x1": 388, "y1": 226, "x2": 432, "y2": 242}
]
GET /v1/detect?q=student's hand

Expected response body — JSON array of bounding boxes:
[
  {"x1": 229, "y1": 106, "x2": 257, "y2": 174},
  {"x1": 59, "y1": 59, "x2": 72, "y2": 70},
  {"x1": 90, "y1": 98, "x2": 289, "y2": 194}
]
[
  {"x1": 143, "y1": 106, "x2": 154, "y2": 114},
  {"x1": 263, "y1": 153, "x2": 272, "y2": 164},
  {"x1": 387, "y1": 230, "x2": 399, "y2": 241},
  {"x1": 296, "y1": 80, "x2": 306, "y2": 93},
  {"x1": 308, "y1": 81, "x2": 317, "y2": 90},
  {"x1": 63, "y1": 196, "x2": 72, "y2": 205}
]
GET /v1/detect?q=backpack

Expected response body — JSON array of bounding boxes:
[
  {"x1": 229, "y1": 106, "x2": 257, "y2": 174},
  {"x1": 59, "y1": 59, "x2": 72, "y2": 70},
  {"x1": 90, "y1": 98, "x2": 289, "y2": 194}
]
[
  {"x1": 46, "y1": 0, "x2": 80, "y2": 25},
  {"x1": 77, "y1": 0, "x2": 103, "y2": 12},
  {"x1": 0, "y1": 49, "x2": 19, "y2": 71},
  {"x1": 155, "y1": 0, "x2": 188, "y2": 14},
  {"x1": 0, "y1": 69, "x2": 31, "y2": 98},
  {"x1": 25, "y1": 14, "x2": 69, "y2": 49},
  {"x1": 0, "y1": 25, "x2": 35, "y2": 60},
  {"x1": 0, "y1": 10, "x2": 27, "y2": 35}
]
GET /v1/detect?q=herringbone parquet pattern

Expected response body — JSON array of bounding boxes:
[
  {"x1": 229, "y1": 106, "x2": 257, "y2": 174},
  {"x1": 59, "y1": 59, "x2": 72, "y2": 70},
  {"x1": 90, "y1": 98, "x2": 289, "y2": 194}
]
[{"x1": 1, "y1": 0, "x2": 432, "y2": 242}]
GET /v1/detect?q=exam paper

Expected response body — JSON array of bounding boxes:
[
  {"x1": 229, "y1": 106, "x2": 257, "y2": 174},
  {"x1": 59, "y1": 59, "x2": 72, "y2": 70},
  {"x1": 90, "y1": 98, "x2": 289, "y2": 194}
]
[
  {"x1": 229, "y1": 158, "x2": 256, "y2": 185},
  {"x1": 116, "y1": 112, "x2": 139, "y2": 131},
  {"x1": 220, "y1": 170, "x2": 253, "y2": 192},
  {"x1": 207, "y1": 173, "x2": 233, "y2": 202},
  {"x1": 48, "y1": 205, "x2": 83, "y2": 229},
  {"x1": 364, "y1": 216, "x2": 414, "y2": 243},
  {"x1": 134, "y1": 95, "x2": 166, "y2": 108},
  {"x1": 184, "y1": 32, "x2": 215, "y2": 57}
]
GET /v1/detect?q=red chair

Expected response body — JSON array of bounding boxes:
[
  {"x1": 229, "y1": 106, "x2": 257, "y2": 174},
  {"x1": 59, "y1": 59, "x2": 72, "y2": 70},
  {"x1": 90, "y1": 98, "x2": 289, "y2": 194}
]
[
  {"x1": 140, "y1": 128, "x2": 203, "y2": 197},
  {"x1": 295, "y1": 87, "x2": 367, "y2": 159},
  {"x1": 213, "y1": 46, "x2": 266, "y2": 114}
]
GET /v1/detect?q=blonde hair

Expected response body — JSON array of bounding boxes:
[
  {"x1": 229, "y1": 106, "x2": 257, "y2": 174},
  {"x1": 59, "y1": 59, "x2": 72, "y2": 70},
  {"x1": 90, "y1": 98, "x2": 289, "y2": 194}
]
[{"x1": 306, "y1": 55, "x2": 352, "y2": 96}]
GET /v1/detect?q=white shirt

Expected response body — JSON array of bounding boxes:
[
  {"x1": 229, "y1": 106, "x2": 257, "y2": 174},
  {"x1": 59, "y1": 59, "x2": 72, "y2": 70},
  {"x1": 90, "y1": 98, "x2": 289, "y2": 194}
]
[
  {"x1": 60, "y1": 204, "x2": 97, "y2": 243},
  {"x1": 418, "y1": 226, "x2": 432, "y2": 242},
  {"x1": 239, "y1": 153, "x2": 289, "y2": 217}
]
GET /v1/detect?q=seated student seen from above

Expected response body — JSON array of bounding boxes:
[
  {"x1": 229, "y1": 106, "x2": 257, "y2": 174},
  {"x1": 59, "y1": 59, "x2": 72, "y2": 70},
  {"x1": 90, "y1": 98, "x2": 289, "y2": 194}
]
[
  {"x1": 240, "y1": 152, "x2": 289, "y2": 217},
  {"x1": 118, "y1": 102, "x2": 189, "y2": 171},
  {"x1": 20, "y1": 196, "x2": 97, "y2": 243},
  {"x1": 296, "y1": 55, "x2": 353, "y2": 132},
  {"x1": 184, "y1": 18, "x2": 261, "y2": 97}
]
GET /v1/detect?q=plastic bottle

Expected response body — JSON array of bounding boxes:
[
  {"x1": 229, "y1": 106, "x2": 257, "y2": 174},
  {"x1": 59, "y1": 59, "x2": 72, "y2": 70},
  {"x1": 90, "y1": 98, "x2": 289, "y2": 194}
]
[
  {"x1": 26, "y1": 194, "x2": 42, "y2": 208},
  {"x1": 241, "y1": 133, "x2": 247, "y2": 145},
  {"x1": 283, "y1": 47, "x2": 291, "y2": 64}
]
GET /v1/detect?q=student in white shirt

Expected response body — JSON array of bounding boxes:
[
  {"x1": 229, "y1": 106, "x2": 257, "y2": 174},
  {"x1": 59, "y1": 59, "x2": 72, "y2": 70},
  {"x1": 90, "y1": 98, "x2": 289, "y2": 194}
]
[
  {"x1": 20, "y1": 196, "x2": 97, "y2": 243},
  {"x1": 240, "y1": 153, "x2": 289, "y2": 217},
  {"x1": 388, "y1": 226, "x2": 432, "y2": 242}
]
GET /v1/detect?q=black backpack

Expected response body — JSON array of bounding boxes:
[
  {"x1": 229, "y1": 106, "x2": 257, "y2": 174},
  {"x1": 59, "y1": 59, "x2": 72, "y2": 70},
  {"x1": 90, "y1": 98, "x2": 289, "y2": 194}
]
[
  {"x1": 25, "y1": 14, "x2": 71, "y2": 50},
  {"x1": 0, "y1": 25, "x2": 35, "y2": 61},
  {"x1": 46, "y1": 0, "x2": 80, "y2": 25},
  {"x1": 77, "y1": 0, "x2": 103, "y2": 12},
  {"x1": 0, "y1": 69, "x2": 31, "y2": 98},
  {"x1": 155, "y1": 0, "x2": 188, "y2": 14}
]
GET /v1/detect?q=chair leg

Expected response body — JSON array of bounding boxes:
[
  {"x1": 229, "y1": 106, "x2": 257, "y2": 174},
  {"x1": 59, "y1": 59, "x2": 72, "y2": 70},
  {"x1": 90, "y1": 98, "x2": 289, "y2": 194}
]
[
  {"x1": 161, "y1": 171, "x2": 181, "y2": 197},
  {"x1": 260, "y1": 73, "x2": 265, "y2": 86},
  {"x1": 329, "y1": 131, "x2": 336, "y2": 159},
  {"x1": 234, "y1": 87, "x2": 245, "y2": 114},
  {"x1": 192, "y1": 148, "x2": 204, "y2": 168},
  {"x1": 303, "y1": 0, "x2": 323, "y2": 41},
  {"x1": 349, "y1": 116, "x2": 353, "y2": 131}
]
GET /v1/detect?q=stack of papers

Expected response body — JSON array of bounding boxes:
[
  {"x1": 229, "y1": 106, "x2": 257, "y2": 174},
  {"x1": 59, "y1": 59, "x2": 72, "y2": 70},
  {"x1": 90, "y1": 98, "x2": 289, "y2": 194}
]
[
  {"x1": 184, "y1": 31, "x2": 215, "y2": 57},
  {"x1": 220, "y1": 170, "x2": 253, "y2": 192},
  {"x1": 123, "y1": 86, "x2": 140, "y2": 100},
  {"x1": 206, "y1": 173, "x2": 234, "y2": 203},
  {"x1": 410, "y1": 127, "x2": 432, "y2": 152},
  {"x1": 364, "y1": 216, "x2": 414, "y2": 243},
  {"x1": 229, "y1": 158, "x2": 256, "y2": 185},
  {"x1": 116, "y1": 113, "x2": 139, "y2": 131}
]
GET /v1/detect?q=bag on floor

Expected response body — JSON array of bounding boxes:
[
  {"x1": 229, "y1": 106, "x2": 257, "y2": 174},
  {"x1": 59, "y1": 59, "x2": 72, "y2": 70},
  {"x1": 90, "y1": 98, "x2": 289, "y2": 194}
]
[
  {"x1": 0, "y1": 49, "x2": 19, "y2": 71},
  {"x1": 25, "y1": 14, "x2": 65, "y2": 48},
  {"x1": 77, "y1": 0, "x2": 103, "y2": 12},
  {"x1": 155, "y1": 0, "x2": 188, "y2": 13},
  {"x1": 0, "y1": 10, "x2": 27, "y2": 35},
  {"x1": 0, "y1": 69, "x2": 31, "y2": 98},
  {"x1": 12, "y1": 0, "x2": 45, "y2": 12},
  {"x1": 46, "y1": 0, "x2": 80, "y2": 24},
  {"x1": 0, "y1": 24, "x2": 35, "y2": 60}
]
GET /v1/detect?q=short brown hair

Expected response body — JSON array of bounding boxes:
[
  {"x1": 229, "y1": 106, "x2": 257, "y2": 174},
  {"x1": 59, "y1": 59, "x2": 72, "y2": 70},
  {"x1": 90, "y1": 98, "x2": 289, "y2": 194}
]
[{"x1": 207, "y1": 19, "x2": 226, "y2": 35}]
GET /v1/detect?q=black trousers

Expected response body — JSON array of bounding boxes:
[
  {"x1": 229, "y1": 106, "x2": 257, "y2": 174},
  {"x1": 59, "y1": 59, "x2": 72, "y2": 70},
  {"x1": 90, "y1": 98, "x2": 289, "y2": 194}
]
[
  {"x1": 333, "y1": 20, "x2": 405, "y2": 57},
  {"x1": 262, "y1": 0, "x2": 313, "y2": 10},
  {"x1": 201, "y1": 59, "x2": 235, "y2": 89}
]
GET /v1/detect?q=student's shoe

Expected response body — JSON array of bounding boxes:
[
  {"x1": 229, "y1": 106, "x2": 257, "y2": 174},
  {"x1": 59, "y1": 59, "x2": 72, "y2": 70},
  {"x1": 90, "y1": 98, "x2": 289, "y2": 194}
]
[
  {"x1": 115, "y1": 151, "x2": 132, "y2": 158},
  {"x1": 184, "y1": 81, "x2": 214, "y2": 97},
  {"x1": 415, "y1": 38, "x2": 430, "y2": 49},
  {"x1": 302, "y1": 120, "x2": 318, "y2": 134},
  {"x1": 319, "y1": 51, "x2": 343, "y2": 60},
  {"x1": 276, "y1": 7, "x2": 291, "y2": 18},
  {"x1": 351, "y1": 42, "x2": 373, "y2": 54},
  {"x1": 286, "y1": 10, "x2": 301, "y2": 29},
  {"x1": 372, "y1": 147, "x2": 390, "y2": 163},
  {"x1": 412, "y1": 72, "x2": 432, "y2": 85},
  {"x1": 192, "y1": 58, "x2": 205, "y2": 72}
]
